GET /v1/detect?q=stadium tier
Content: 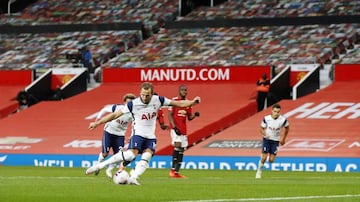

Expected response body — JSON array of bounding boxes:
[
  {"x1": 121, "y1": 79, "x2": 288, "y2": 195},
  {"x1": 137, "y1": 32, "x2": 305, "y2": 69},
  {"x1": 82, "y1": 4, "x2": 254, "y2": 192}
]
[
  {"x1": 183, "y1": 0, "x2": 359, "y2": 20},
  {"x1": 0, "y1": 0, "x2": 359, "y2": 70},
  {"x1": 0, "y1": 31, "x2": 142, "y2": 70},
  {"x1": 106, "y1": 24, "x2": 359, "y2": 68}
]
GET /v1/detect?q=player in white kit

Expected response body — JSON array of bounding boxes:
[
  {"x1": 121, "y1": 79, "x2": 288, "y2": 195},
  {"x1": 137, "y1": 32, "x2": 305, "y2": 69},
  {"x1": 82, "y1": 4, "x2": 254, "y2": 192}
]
[
  {"x1": 93, "y1": 93, "x2": 135, "y2": 178},
  {"x1": 255, "y1": 103, "x2": 289, "y2": 179},
  {"x1": 86, "y1": 82, "x2": 201, "y2": 185}
]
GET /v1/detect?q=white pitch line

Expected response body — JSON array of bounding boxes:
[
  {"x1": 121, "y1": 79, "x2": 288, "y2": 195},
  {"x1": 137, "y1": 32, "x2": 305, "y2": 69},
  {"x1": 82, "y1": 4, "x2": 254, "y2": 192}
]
[
  {"x1": 0, "y1": 176, "x2": 94, "y2": 180},
  {"x1": 172, "y1": 194, "x2": 360, "y2": 202}
]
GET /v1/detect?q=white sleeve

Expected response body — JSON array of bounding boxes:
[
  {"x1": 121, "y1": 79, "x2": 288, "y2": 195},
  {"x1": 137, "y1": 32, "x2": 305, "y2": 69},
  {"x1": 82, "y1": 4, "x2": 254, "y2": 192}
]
[
  {"x1": 96, "y1": 105, "x2": 114, "y2": 120},
  {"x1": 283, "y1": 118, "x2": 289, "y2": 127},
  {"x1": 260, "y1": 117, "x2": 267, "y2": 128},
  {"x1": 163, "y1": 97, "x2": 172, "y2": 106},
  {"x1": 120, "y1": 103, "x2": 130, "y2": 114}
]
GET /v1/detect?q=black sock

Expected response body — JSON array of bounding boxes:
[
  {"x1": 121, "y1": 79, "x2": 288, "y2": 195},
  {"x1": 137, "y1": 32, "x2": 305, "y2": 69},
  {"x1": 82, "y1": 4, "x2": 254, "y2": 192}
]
[
  {"x1": 122, "y1": 160, "x2": 131, "y2": 167},
  {"x1": 172, "y1": 149, "x2": 180, "y2": 170},
  {"x1": 175, "y1": 148, "x2": 184, "y2": 172}
]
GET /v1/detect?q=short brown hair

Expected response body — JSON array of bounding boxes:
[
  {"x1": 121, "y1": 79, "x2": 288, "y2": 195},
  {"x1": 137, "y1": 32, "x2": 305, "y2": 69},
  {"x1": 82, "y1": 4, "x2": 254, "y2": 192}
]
[
  {"x1": 141, "y1": 82, "x2": 154, "y2": 94},
  {"x1": 272, "y1": 103, "x2": 281, "y2": 109},
  {"x1": 123, "y1": 93, "x2": 136, "y2": 102}
]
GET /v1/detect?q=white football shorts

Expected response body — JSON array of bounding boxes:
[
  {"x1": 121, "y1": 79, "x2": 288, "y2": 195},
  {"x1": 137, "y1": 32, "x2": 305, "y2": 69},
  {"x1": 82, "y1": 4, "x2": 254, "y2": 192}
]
[{"x1": 170, "y1": 129, "x2": 188, "y2": 148}]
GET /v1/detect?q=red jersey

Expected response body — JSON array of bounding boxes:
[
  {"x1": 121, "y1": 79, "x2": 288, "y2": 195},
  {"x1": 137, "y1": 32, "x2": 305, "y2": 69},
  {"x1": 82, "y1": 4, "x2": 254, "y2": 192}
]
[{"x1": 168, "y1": 97, "x2": 192, "y2": 135}]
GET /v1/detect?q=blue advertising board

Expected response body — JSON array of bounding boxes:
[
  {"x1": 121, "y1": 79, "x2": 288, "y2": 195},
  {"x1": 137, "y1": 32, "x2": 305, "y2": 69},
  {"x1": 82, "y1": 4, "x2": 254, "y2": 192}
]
[{"x1": 1, "y1": 153, "x2": 359, "y2": 172}]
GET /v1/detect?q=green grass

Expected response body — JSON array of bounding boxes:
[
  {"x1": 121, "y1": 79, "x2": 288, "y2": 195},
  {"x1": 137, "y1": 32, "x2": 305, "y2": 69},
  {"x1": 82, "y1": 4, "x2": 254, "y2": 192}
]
[{"x1": 0, "y1": 166, "x2": 359, "y2": 202}]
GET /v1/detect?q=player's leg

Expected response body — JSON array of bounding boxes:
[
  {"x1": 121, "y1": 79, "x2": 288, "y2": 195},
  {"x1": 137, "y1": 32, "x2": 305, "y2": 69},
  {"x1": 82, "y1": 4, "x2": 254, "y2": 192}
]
[
  {"x1": 105, "y1": 135, "x2": 125, "y2": 178},
  {"x1": 129, "y1": 150, "x2": 152, "y2": 185},
  {"x1": 256, "y1": 138, "x2": 269, "y2": 179},
  {"x1": 176, "y1": 135, "x2": 188, "y2": 173},
  {"x1": 95, "y1": 131, "x2": 111, "y2": 175},
  {"x1": 268, "y1": 141, "x2": 279, "y2": 164},
  {"x1": 118, "y1": 141, "x2": 131, "y2": 171},
  {"x1": 119, "y1": 159, "x2": 132, "y2": 170},
  {"x1": 85, "y1": 148, "x2": 136, "y2": 175},
  {"x1": 256, "y1": 152, "x2": 267, "y2": 179},
  {"x1": 169, "y1": 130, "x2": 182, "y2": 177},
  {"x1": 172, "y1": 146, "x2": 183, "y2": 170},
  {"x1": 256, "y1": 141, "x2": 278, "y2": 178},
  {"x1": 268, "y1": 154, "x2": 276, "y2": 163},
  {"x1": 172, "y1": 135, "x2": 188, "y2": 178},
  {"x1": 128, "y1": 136, "x2": 155, "y2": 185}
]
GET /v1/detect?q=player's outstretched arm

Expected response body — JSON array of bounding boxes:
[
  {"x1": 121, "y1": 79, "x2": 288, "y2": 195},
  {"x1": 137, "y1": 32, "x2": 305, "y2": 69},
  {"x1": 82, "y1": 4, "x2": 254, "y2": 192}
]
[
  {"x1": 95, "y1": 105, "x2": 113, "y2": 121},
  {"x1": 89, "y1": 110, "x2": 123, "y2": 130},
  {"x1": 170, "y1": 96, "x2": 201, "y2": 108}
]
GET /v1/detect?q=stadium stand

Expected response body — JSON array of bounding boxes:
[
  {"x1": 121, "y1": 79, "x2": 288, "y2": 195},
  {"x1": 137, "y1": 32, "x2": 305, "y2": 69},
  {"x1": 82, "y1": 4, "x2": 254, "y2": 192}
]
[
  {"x1": 0, "y1": 31, "x2": 142, "y2": 70},
  {"x1": 182, "y1": 0, "x2": 359, "y2": 20},
  {"x1": 0, "y1": 0, "x2": 359, "y2": 71},
  {"x1": 0, "y1": 0, "x2": 178, "y2": 36},
  {"x1": 106, "y1": 24, "x2": 359, "y2": 68}
]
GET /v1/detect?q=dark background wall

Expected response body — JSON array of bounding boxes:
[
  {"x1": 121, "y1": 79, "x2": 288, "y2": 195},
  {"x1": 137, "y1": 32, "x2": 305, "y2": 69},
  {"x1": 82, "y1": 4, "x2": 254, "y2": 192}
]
[
  {"x1": 0, "y1": 0, "x2": 37, "y2": 14},
  {"x1": 1, "y1": 0, "x2": 225, "y2": 15}
]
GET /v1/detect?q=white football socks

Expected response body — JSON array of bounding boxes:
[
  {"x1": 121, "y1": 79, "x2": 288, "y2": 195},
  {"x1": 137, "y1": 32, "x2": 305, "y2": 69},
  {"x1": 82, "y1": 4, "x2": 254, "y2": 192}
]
[
  {"x1": 131, "y1": 152, "x2": 151, "y2": 179},
  {"x1": 97, "y1": 150, "x2": 135, "y2": 169},
  {"x1": 98, "y1": 152, "x2": 105, "y2": 162}
]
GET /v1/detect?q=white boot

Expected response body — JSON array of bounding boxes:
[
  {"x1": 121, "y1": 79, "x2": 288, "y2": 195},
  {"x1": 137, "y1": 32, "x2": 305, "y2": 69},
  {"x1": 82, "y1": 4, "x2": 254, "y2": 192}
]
[
  {"x1": 106, "y1": 164, "x2": 117, "y2": 179},
  {"x1": 255, "y1": 170, "x2": 262, "y2": 179}
]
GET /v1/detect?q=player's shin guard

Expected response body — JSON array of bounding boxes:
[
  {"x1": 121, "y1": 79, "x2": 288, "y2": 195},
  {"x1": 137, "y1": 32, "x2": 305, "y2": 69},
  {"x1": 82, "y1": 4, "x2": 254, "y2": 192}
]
[
  {"x1": 175, "y1": 148, "x2": 184, "y2": 172},
  {"x1": 131, "y1": 152, "x2": 152, "y2": 179},
  {"x1": 172, "y1": 149, "x2": 180, "y2": 169},
  {"x1": 97, "y1": 150, "x2": 135, "y2": 170}
]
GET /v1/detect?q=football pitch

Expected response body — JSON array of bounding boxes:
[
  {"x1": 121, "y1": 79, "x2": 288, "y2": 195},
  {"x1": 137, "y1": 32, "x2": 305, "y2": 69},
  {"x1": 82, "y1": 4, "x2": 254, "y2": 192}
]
[{"x1": 0, "y1": 166, "x2": 359, "y2": 202}]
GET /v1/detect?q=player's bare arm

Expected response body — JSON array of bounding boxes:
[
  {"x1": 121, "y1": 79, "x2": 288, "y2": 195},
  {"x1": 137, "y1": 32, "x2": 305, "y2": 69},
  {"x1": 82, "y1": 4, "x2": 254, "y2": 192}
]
[
  {"x1": 280, "y1": 126, "x2": 289, "y2": 145},
  {"x1": 89, "y1": 110, "x2": 123, "y2": 130},
  {"x1": 260, "y1": 127, "x2": 269, "y2": 139},
  {"x1": 170, "y1": 96, "x2": 201, "y2": 108}
]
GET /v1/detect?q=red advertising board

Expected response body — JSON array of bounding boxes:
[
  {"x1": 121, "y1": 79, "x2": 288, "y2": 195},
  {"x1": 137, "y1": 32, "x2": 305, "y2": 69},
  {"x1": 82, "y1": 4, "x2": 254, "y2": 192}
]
[
  {"x1": 0, "y1": 70, "x2": 33, "y2": 85},
  {"x1": 103, "y1": 66, "x2": 271, "y2": 83},
  {"x1": 335, "y1": 64, "x2": 360, "y2": 81}
]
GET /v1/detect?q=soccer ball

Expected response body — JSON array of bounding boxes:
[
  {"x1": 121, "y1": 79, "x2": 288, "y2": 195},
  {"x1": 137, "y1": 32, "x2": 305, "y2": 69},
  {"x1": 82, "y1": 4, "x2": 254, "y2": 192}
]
[{"x1": 113, "y1": 170, "x2": 129, "y2": 185}]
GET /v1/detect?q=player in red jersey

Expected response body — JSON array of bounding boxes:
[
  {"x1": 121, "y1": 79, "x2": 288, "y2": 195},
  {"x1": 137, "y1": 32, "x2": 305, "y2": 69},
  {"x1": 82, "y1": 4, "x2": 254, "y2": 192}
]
[{"x1": 168, "y1": 85, "x2": 200, "y2": 178}]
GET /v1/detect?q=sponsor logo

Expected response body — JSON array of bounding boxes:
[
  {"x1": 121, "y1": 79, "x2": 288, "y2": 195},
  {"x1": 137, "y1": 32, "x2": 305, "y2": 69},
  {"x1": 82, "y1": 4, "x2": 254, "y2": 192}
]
[
  {"x1": 281, "y1": 139, "x2": 344, "y2": 151},
  {"x1": 63, "y1": 140, "x2": 102, "y2": 148},
  {"x1": 0, "y1": 136, "x2": 42, "y2": 144},
  {"x1": 205, "y1": 140, "x2": 262, "y2": 149},
  {"x1": 284, "y1": 102, "x2": 360, "y2": 119},
  {"x1": 0, "y1": 136, "x2": 42, "y2": 150},
  {"x1": 349, "y1": 141, "x2": 360, "y2": 148},
  {"x1": 140, "y1": 68, "x2": 230, "y2": 82},
  {"x1": 0, "y1": 155, "x2": 7, "y2": 163}
]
